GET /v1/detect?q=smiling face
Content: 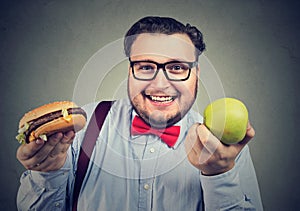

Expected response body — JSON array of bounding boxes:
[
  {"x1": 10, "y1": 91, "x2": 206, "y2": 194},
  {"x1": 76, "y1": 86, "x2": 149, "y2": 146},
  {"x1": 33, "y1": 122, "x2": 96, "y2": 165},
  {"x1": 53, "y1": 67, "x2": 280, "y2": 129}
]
[{"x1": 128, "y1": 33, "x2": 199, "y2": 128}]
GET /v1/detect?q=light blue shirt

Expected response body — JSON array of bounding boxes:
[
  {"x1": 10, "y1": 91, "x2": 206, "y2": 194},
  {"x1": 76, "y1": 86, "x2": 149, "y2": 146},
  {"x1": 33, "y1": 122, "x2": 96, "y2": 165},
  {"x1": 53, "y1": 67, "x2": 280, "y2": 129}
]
[{"x1": 17, "y1": 98, "x2": 263, "y2": 210}]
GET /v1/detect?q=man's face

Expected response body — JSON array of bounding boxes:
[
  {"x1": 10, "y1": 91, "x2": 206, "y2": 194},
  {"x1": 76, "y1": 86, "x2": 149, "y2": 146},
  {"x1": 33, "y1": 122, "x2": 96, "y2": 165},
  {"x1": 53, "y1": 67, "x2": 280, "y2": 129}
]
[{"x1": 128, "y1": 33, "x2": 199, "y2": 128}]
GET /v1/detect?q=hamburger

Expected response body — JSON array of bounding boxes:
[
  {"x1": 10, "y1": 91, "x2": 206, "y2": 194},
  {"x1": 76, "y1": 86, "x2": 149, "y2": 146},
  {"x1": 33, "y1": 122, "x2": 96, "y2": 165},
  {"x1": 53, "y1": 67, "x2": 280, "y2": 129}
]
[{"x1": 16, "y1": 101, "x2": 87, "y2": 144}]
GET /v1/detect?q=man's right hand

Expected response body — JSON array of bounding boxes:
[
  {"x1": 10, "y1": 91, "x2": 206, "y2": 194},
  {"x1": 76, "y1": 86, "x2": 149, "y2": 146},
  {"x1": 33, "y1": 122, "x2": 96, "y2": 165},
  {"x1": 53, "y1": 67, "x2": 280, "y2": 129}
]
[{"x1": 16, "y1": 130, "x2": 75, "y2": 172}]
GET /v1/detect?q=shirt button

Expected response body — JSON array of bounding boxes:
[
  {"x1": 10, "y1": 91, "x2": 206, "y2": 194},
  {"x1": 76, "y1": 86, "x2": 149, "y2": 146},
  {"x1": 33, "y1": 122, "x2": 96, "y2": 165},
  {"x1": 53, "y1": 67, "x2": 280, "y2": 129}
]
[
  {"x1": 144, "y1": 184, "x2": 150, "y2": 190},
  {"x1": 55, "y1": 202, "x2": 61, "y2": 207},
  {"x1": 149, "y1": 148, "x2": 155, "y2": 153}
]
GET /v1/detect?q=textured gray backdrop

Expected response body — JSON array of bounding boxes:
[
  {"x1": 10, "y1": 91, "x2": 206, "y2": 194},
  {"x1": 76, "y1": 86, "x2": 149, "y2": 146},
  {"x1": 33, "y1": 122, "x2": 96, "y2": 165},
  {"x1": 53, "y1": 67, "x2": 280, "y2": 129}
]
[{"x1": 1, "y1": 0, "x2": 299, "y2": 210}]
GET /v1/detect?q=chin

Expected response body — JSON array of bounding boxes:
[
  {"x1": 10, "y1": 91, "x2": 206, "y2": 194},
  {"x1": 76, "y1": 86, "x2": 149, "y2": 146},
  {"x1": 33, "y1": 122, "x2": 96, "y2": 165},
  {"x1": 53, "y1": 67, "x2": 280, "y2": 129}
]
[
  {"x1": 131, "y1": 101, "x2": 186, "y2": 128},
  {"x1": 128, "y1": 88, "x2": 196, "y2": 128}
]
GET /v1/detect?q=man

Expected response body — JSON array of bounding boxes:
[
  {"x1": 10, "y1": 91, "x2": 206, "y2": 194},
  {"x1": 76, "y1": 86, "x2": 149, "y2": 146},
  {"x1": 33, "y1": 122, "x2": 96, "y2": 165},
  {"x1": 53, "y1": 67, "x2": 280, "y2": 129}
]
[{"x1": 16, "y1": 16, "x2": 263, "y2": 210}]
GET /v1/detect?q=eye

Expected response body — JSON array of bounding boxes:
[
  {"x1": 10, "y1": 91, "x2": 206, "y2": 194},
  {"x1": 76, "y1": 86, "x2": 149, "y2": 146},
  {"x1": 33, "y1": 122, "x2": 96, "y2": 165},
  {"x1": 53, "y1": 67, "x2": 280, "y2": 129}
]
[
  {"x1": 140, "y1": 65, "x2": 154, "y2": 71},
  {"x1": 134, "y1": 62, "x2": 156, "y2": 72},
  {"x1": 166, "y1": 63, "x2": 189, "y2": 73}
]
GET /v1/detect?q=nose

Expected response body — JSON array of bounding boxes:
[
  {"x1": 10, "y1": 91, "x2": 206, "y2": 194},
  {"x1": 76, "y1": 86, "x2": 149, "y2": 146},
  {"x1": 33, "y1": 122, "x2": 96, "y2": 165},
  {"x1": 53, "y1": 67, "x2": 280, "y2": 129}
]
[{"x1": 151, "y1": 69, "x2": 170, "y2": 89}]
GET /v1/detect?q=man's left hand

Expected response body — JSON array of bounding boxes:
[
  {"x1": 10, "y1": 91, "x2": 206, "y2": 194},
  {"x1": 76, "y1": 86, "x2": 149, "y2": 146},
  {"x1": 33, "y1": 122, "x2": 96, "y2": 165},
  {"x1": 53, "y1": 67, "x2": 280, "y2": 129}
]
[{"x1": 185, "y1": 122, "x2": 255, "y2": 176}]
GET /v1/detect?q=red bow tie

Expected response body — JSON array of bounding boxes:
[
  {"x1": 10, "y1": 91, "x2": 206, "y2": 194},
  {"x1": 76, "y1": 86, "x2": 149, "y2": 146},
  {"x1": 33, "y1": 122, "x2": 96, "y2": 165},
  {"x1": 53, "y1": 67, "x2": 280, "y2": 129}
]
[{"x1": 131, "y1": 116, "x2": 180, "y2": 148}]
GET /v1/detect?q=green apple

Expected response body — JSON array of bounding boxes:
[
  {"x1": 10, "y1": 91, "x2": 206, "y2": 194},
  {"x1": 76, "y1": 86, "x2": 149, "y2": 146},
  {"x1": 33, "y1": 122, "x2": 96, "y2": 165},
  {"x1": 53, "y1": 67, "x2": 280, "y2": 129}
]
[{"x1": 203, "y1": 98, "x2": 249, "y2": 144}]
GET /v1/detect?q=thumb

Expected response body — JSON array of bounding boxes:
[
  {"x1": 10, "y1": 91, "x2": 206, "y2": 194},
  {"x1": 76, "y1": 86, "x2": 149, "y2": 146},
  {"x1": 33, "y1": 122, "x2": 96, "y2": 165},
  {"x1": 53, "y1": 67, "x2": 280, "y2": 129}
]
[
  {"x1": 237, "y1": 121, "x2": 255, "y2": 147},
  {"x1": 197, "y1": 124, "x2": 221, "y2": 155}
]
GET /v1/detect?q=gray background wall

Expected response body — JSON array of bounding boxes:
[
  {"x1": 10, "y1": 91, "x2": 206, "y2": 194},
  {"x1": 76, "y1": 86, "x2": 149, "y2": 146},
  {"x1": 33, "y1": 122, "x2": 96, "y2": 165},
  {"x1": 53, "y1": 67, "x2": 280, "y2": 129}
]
[{"x1": 1, "y1": 0, "x2": 299, "y2": 210}]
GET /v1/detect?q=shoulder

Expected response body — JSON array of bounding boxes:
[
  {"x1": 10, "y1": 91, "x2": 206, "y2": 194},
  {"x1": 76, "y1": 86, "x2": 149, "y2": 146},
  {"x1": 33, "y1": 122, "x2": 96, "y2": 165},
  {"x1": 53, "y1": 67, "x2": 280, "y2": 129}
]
[
  {"x1": 81, "y1": 98, "x2": 131, "y2": 121},
  {"x1": 81, "y1": 101, "x2": 99, "y2": 122},
  {"x1": 186, "y1": 108, "x2": 203, "y2": 125}
]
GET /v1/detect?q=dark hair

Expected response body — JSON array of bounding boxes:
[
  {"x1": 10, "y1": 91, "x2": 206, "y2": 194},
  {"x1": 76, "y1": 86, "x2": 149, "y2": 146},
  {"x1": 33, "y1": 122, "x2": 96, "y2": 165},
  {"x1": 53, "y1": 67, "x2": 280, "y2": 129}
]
[{"x1": 124, "y1": 16, "x2": 206, "y2": 59}]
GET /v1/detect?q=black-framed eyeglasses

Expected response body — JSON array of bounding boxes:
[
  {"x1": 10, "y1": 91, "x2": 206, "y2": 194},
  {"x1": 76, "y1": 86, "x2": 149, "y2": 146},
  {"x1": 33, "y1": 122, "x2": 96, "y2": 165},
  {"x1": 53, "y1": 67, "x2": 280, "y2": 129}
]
[{"x1": 129, "y1": 59, "x2": 198, "y2": 81}]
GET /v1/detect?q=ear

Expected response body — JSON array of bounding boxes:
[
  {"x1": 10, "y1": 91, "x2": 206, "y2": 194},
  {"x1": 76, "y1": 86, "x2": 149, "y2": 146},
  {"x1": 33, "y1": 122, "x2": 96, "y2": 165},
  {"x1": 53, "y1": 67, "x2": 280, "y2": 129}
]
[
  {"x1": 128, "y1": 61, "x2": 132, "y2": 75},
  {"x1": 196, "y1": 63, "x2": 201, "y2": 78}
]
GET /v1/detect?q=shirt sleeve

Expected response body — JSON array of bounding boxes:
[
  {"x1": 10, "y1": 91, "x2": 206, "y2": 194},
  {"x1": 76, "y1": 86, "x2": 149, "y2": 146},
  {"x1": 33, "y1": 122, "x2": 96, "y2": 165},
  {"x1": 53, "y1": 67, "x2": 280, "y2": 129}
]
[
  {"x1": 200, "y1": 145, "x2": 263, "y2": 210},
  {"x1": 16, "y1": 103, "x2": 95, "y2": 211},
  {"x1": 16, "y1": 149, "x2": 74, "y2": 211}
]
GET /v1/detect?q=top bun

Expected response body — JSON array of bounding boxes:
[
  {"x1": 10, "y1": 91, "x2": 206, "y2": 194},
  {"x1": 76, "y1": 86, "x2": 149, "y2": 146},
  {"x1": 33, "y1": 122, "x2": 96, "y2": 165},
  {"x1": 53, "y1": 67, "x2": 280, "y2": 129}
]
[{"x1": 19, "y1": 101, "x2": 78, "y2": 128}]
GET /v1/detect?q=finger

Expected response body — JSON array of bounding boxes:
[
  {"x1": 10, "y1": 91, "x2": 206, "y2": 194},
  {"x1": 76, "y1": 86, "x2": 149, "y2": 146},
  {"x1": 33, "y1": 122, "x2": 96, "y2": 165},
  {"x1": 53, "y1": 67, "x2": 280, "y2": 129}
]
[
  {"x1": 61, "y1": 130, "x2": 75, "y2": 144},
  {"x1": 198, "y1": 146, "x2": 212, "y2": 165},
  {"x1": 184, "y1": 123, "x2": 201, "y2": 154},
  {"x1": 32, "y1": 152, "x2": 67, "y2": 172},
  {"x1": 197, "y1": 124, "x2": 221, "y2": 155},
  {"x1": 246, "y1": 121, "x2": 255, "y2": 139},
  {"x1": 196, "y1": 125, "x2": 222, "y2": 165},
  {"x1": 33, "y1": 131, "x2": 74, "y2": 170},
  {"x1": 237, "y1": 121, "x2": 255, "y2": 148},
  {"x1": 35, "y1": 132, "x2": 64, "y2": 160},
  {"x1": 17, "y1": 139, "x2": 45, "y2": 161},
  {"x1": 49, "y1": 131, "x2": 75, "y2": 157},
  {"x1": 22, "y1": 133, "x2": 63, "y2": 168},
  {"x1": 185, "y1": 124, "x2": 205, "y2": 167}
]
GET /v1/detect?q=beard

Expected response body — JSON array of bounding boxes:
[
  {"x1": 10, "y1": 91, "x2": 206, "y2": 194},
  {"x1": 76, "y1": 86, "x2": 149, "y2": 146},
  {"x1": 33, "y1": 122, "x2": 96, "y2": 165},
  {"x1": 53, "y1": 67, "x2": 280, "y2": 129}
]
[{"x1": 128, "y1": 82, "x2": 198, "y2": 129}]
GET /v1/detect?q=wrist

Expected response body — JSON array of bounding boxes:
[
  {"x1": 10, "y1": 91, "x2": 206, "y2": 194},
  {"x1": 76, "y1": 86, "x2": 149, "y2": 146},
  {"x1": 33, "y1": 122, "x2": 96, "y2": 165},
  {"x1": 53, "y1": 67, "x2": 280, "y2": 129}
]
[{"x1": 201, "y1": 162, "x2": 235, "y2": 176}]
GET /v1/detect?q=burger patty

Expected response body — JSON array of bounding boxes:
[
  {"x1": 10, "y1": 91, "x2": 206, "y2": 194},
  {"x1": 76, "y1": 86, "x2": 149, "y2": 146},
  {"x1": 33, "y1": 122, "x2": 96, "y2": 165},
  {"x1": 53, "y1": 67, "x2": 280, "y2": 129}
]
[{"x1": 24, "y1": 108, "x2": 87, "y2": 143}]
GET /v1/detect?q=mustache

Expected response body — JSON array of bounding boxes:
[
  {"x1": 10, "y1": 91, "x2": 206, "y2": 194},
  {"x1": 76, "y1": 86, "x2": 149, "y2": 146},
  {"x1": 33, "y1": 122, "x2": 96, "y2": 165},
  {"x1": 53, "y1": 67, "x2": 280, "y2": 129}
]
[{"x1": 143, "y1": 90, "x2": 179, "y2": 97}]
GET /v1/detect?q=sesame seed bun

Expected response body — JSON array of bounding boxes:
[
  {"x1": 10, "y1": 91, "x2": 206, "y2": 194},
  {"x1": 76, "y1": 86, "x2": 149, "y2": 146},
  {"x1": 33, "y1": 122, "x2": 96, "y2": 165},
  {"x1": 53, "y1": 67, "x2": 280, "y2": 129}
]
[{"x1": 17, "y1": 101, "x2": 87, "y2": 143}]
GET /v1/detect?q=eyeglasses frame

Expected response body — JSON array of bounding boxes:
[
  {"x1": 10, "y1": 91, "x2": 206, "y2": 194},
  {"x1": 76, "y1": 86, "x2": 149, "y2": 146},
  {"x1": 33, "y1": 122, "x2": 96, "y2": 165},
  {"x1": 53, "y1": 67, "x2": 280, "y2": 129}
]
[{"x1": 129, "y1": 58, "x2": 198, "y2": 81}]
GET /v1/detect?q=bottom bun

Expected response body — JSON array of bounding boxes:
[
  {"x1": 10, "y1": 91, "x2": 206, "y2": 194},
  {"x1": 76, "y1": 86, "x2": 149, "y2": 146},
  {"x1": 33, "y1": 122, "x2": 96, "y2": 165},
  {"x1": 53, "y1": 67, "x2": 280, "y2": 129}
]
[{"x1": 29, "y1": 114, "x2": 86, "y2": 142}]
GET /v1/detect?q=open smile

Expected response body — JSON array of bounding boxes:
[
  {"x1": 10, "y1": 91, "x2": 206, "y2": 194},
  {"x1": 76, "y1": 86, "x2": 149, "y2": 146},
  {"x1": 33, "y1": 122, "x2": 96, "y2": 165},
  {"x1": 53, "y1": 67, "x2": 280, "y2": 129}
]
[{"x1": 143, "y1": 91, "x2": 178, "y2": 104}]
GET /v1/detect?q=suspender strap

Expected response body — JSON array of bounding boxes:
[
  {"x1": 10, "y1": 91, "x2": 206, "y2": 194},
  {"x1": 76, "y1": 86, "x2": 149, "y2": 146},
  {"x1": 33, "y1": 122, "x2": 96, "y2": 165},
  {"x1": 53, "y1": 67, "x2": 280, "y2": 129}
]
[{"x1": 72, "y1": 101, "x2": 114, "y2": 211}]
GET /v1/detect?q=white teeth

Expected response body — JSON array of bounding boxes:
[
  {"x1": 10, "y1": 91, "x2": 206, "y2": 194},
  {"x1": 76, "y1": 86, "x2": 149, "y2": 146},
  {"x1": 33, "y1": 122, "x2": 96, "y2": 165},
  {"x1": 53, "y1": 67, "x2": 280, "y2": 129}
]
[{"x1": 150, "y1": 95, "x2": 173, "y2": 102}]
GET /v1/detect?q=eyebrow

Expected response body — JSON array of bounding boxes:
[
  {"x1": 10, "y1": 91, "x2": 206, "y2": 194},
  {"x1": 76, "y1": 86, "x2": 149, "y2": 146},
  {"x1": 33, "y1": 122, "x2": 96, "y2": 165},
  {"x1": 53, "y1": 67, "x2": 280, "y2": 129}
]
[{"x1": 131, "y1": 59, "x2": 193, "y2": 63}]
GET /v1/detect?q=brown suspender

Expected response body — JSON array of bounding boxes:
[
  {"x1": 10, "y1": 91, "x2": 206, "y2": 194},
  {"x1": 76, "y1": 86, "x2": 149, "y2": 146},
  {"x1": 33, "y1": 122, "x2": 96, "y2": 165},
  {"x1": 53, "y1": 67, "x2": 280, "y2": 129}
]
[{"x1": 72, "y1": 101, "x2": 114, "y2": 211}]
